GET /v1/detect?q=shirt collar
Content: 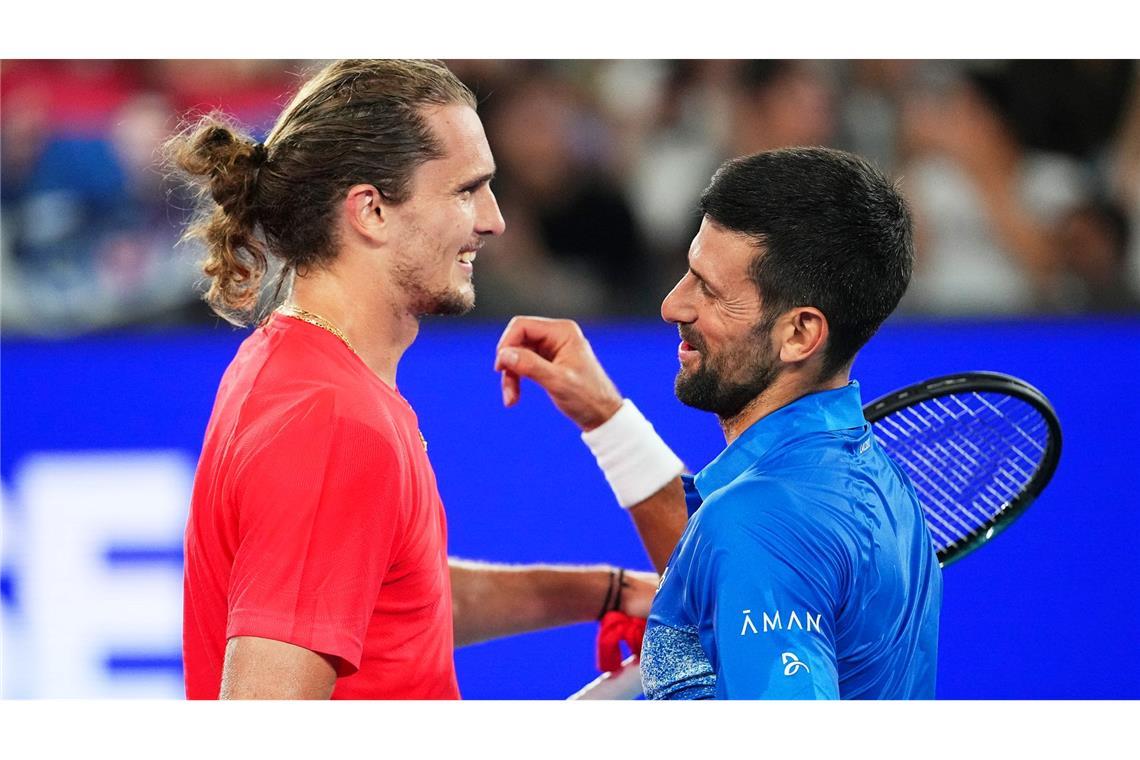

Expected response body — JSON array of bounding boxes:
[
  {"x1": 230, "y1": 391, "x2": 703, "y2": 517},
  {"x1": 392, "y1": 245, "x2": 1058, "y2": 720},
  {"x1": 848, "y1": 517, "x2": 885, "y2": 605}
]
[{"x1": 693, "y1": 381, "x2": 866, "y2": 499}]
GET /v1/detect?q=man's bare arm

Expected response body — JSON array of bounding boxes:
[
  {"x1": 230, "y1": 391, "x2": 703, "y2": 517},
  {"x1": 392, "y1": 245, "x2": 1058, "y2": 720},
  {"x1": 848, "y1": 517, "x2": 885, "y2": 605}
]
[
  {"x1": 219, "y1": 636, "x2": 338, "y2": 699},
  {"x1": 495, "y1": 316, "x2": 688, "y2": 572},
  {"x1": 627, "y1": 477, "x2": 688, "y2": 575},
  {"x1": 450, "y1": 560, "x2": 656, "y2": 648}
]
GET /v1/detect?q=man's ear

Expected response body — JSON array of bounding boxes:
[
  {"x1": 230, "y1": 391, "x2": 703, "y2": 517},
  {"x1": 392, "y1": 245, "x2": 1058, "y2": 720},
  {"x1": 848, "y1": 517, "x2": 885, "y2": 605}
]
[
  {"x1": 777, "y1": 306, "x2": 829, "y2": 365},
  {"x1": 343, "y1": 184, "x2": 388, "y2": 245}
]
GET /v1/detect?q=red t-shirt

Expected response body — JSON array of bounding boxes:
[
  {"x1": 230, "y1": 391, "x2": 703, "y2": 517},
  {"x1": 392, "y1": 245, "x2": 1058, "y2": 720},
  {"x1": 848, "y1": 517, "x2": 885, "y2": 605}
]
[{"x1": 183, "y1": 313, "x2": 459, "y2": 699}]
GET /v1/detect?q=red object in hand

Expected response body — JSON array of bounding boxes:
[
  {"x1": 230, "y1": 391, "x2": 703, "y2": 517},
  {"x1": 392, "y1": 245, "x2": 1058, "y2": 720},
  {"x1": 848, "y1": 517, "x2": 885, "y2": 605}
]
[{"x1": 596, "y1": 611, "x2": 647, "y2": 673}]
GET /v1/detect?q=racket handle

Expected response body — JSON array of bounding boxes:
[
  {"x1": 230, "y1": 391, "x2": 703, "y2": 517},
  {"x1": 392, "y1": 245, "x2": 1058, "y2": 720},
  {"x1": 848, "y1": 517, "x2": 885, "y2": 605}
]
[{"x1": 567, "y1": 655, "x2": 643, "y2": 700}]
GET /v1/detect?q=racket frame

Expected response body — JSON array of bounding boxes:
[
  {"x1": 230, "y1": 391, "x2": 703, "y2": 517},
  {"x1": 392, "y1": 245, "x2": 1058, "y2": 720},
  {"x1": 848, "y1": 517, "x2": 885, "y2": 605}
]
[{"x1": 863, "y1": 371, "x2": 1062, "y2": 567}]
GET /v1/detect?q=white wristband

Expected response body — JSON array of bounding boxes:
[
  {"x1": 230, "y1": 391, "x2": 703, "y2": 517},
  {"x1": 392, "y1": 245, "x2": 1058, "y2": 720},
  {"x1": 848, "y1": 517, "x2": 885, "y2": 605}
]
[{"x1": 581, "y1": 399, "x2": 685, "y2": 509}]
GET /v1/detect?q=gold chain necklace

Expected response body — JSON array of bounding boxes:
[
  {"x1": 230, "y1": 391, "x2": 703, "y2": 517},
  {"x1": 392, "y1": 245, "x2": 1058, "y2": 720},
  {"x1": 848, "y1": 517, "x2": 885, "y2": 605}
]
[
  {"x1": 277, "y1": 305, "x2": 358, "y2": 356},
  {"x1": 276, "y1": 304, "x2": 427, "y2": 452}
]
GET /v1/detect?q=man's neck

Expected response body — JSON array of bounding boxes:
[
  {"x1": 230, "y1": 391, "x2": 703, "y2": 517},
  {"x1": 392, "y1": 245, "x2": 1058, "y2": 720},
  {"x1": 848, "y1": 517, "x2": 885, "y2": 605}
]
[
  {"x1": 718, "y1": 368, "x2": 850, "y2": 446},
  {"x1": 287, "y1": 265, "x2": 418, "y2": 389}
]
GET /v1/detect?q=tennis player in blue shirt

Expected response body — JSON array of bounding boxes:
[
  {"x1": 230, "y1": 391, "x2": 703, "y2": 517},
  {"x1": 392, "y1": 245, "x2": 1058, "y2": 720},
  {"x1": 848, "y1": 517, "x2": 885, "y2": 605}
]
[{"x1": 495, "y1": 147, "x2": 942, "y2": 699}]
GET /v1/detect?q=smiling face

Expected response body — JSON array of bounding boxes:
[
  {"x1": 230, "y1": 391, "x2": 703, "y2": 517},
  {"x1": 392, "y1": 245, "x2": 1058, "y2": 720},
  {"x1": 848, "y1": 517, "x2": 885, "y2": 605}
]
[
  {"x1": 661, "y1": 217, "x2": 782, "y2": 419},
  {"x1": 383, "y1": 103, "x2": 505, "y2": 316}
]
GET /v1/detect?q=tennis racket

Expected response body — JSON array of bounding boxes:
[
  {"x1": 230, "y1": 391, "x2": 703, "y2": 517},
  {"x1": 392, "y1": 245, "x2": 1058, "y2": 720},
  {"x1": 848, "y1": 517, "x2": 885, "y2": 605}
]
[
  {"x1": 864, "y1": 371, "x2": 1061, "y2": 568},
  {"x1": 570, "y1": 370, "x2": 1062, "y2": 699}
]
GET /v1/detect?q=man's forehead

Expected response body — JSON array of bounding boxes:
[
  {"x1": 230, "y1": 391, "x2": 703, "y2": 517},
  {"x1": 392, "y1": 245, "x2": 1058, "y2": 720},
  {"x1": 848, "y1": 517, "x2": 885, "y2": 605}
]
[
  {"x1": 424, "y1": 104, "x2": 495, "y2": 172},
  {"x1": 690, "y1": 217, "x2": 761, "y2": 281}
]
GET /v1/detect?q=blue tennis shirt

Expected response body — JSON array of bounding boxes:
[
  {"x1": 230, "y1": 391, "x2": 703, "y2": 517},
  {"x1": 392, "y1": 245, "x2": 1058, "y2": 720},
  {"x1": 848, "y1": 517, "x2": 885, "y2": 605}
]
[{"x1": 641, "y1": 381, "x2": 942, "y2": 699}]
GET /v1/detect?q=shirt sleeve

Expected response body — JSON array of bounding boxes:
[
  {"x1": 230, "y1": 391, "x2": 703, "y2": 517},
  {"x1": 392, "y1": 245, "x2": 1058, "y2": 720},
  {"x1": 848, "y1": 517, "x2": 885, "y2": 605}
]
[
  {"x1": 686, "y1": 480, "x2": 848, "y2": 699},
  {"x1": 225, "y1": 391, "x2": 405, "y2": 676}
]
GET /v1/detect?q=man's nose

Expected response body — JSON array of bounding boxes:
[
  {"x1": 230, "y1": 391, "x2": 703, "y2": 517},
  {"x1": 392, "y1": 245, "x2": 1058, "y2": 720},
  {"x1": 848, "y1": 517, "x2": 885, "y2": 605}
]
[
  {"x1": 478, "y1": 189, "x2": 506, "y2": 237},
  {"x1": 661, "y1": 274, "x2": 696, "y2": 325}
]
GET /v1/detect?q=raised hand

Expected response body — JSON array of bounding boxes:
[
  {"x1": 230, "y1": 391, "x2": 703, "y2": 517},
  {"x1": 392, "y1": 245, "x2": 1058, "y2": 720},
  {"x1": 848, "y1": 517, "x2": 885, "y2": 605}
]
[{"x1": 494, "y1": 316, "x2": 623, "y2": 431}]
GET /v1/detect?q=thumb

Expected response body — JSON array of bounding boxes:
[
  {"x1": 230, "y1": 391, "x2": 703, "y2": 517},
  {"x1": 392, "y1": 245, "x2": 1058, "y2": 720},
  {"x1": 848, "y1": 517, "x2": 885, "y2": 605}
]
[{"x1": 496, "y1": 346, "x2": 559, "y2": 387}]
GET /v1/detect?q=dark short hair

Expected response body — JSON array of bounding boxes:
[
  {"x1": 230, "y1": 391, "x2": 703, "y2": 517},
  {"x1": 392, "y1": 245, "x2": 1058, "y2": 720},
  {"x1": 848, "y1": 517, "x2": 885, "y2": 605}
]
[{"x1": 698, "y1": 147, "x2": 915, "y2": 378}]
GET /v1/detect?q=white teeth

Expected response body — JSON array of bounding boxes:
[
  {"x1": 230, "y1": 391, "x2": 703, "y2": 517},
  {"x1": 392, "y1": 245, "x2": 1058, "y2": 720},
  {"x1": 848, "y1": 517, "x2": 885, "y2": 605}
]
[{"x1": 458, "y1": 251, "x2": 477, "y2": 264}]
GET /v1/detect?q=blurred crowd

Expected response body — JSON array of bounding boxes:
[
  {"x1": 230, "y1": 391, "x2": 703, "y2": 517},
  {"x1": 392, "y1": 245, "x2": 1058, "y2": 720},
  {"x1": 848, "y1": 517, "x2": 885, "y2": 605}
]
[{"x1": 2, "y1": 59, "x2": 1138, "y2": 335}]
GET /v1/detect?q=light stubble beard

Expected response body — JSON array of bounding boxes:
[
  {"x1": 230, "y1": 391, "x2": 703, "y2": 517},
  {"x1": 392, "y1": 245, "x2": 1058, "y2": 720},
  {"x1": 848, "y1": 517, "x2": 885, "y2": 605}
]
[
  {"x1": 392, "y1": 219, "x2": 481, "y2": 317},
  {"x1": 392, "y1": 260, "x2": 476, "y2": 318}
]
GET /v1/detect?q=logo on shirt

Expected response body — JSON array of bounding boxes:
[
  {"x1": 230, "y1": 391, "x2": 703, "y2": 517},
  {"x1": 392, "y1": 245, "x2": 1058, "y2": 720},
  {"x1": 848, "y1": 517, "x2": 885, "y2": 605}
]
[
  {"x1": 782, "y1": 652, "x2": 810, "y2": 676},
  {"x1": 740, "y1": 609, "x2": 759, "y2": 635},
  {"x1": 739, "y1": 609, "x2": 823, "y2": 636}
]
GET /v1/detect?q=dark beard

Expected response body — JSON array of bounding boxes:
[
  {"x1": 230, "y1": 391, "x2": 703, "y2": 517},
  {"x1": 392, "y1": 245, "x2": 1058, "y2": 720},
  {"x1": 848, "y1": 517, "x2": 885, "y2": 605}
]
[
  {"x1": 674, "y1": 358, "x2": 779, "y2": 419},
  {"x1": 674, "y1": 323, "x2": 780, "y2": 419}
]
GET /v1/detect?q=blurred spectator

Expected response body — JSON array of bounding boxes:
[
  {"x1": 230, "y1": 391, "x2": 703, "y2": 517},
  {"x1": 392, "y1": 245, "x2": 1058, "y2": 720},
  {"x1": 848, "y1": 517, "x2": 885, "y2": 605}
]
[
  {"x1": 2, "y1": 59, "x2": 1137, "y2": 335},
  {"x1": 1056, "y1": 200, "x2": 1136, "y2": 312},
  {"x1": 728, "y1": 60, "x2": 838, "y2": 157},
  {"x1": 619, "y1": 61, "x2": 735, "y2": 295},
  {"x1": 144, "y1": 60, "x2": 299, "y2": 137},
  {"x1": 0, "y1": 60, "x2": 141, "y2": 136},
  {"x1": 473, "y1": 65, "x2": 650, "y2": 317},
  {"x1": 899, "y1": 65, "x2": 1091, "y2": 314},
  {"x1": 1106, "y1": 67, "x2": 1140, "y2": 300},
  {"x1": 979, "y1": 61, "x2": 1133, "y2": 161},
  {"x1": 836, "y1": 60, "x2": 925, "y2": 173},
  {"x1": 622, "y1": 61, "x2": 842, "y2": 298},
  {"x1": 2, "y1": 90, "x2": 200, "y2": 332}
]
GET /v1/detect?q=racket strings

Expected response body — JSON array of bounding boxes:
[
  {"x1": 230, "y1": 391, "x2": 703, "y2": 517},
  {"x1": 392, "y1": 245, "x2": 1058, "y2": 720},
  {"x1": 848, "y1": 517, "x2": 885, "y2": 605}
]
[{"x1": 872, "y1": 392, "x2": 1050, "y2": 555}]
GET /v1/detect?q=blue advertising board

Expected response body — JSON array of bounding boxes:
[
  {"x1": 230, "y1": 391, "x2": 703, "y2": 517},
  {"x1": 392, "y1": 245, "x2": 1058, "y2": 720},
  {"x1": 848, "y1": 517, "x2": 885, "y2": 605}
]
[{"x1": 2, "y1": 317, "x2": 1137, "y2": 698}]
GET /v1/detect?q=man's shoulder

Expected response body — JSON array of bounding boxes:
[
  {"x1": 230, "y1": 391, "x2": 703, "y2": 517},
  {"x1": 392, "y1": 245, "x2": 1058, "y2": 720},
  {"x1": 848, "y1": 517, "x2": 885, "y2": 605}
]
[
  {"x1": 227, "y1": 327, "x2": 404, "y2": 433},
  {"x1": 225, "y1": 362, "x2": 407, "y2": 464},
  {"x1": 701, "y1": 473, "x2": 795, "y2": 509},
  {"x1": 700, "y1": 469, "x2": 832, "y2": 518},
  {"x1": 694, "y1": 476, "x2": 805, "y2": 537},
  {"x1": 243, "y1": 331, "x2": 372, "y2": 397},
  {"x1": 693, "y1": 472, "x2": 860, "y2": 556}
]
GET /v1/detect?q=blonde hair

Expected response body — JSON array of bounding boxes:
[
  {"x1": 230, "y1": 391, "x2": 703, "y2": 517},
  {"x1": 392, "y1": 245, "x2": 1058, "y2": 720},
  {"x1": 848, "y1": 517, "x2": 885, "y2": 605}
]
[{"x1": 165, "y1": 59, "x2": 476, "y2": 325}]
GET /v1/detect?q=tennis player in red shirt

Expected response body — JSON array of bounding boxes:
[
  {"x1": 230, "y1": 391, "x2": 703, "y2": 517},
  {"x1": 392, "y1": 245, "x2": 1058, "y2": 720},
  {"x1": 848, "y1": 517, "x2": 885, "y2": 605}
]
[{"x1": 168, "y1": 60, "x2": 654, "y2": 699}]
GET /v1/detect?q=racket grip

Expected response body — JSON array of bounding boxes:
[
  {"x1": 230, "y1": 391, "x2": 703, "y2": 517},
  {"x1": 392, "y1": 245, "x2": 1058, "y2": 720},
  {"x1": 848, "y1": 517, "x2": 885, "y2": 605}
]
[{"x1": 567, "y1": 655, "x2": 643, "y2": 700}]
